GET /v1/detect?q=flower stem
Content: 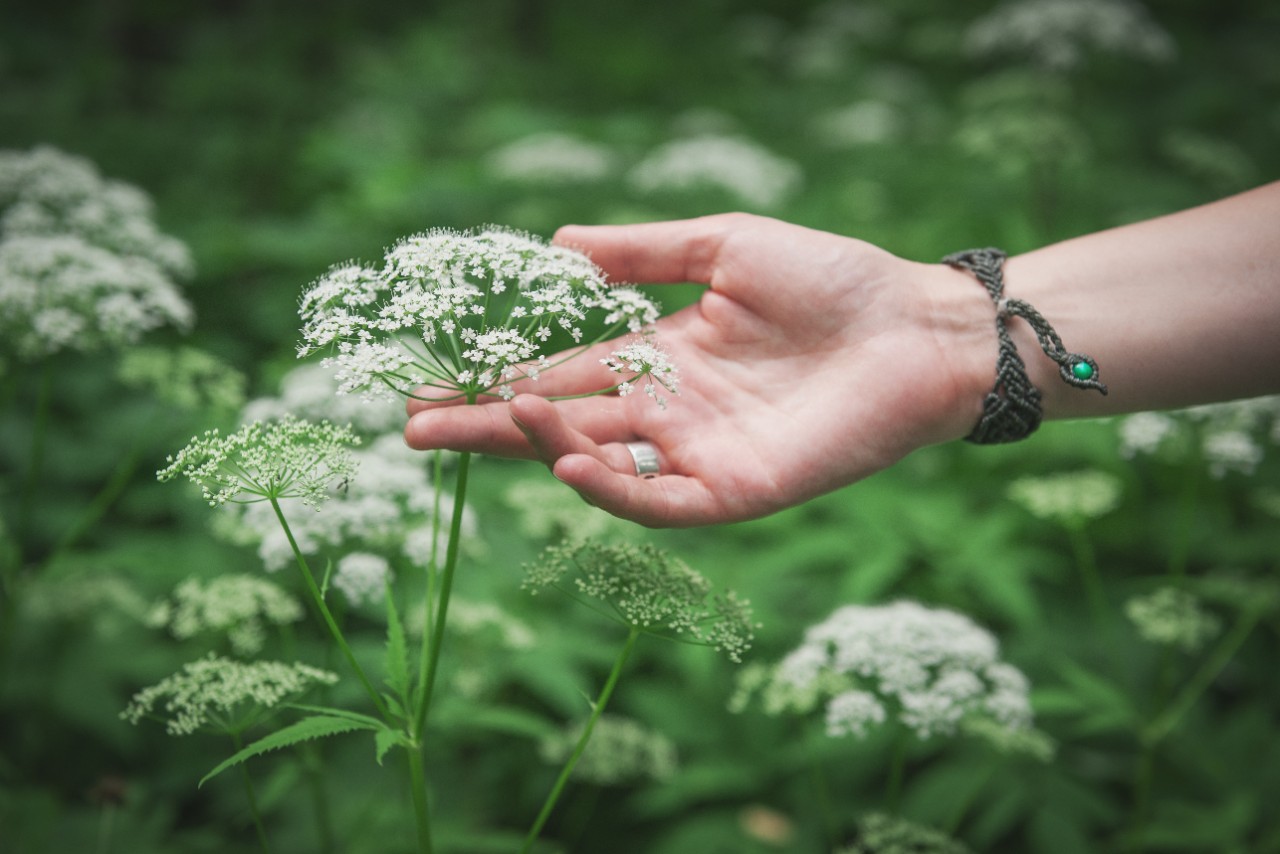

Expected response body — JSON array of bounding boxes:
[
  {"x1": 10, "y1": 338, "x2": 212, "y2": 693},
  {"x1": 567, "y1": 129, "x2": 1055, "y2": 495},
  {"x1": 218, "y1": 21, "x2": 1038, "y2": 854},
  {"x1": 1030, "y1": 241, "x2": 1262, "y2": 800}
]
[
  {"x1": 231, "y1": 732, "x2": 272, "y2": 854},
  {"x1": 269, "y1": 498, "x2": 390, "y2": 721},
  {"x1": 16, "y1": 358, "x2": 54, "y2": 562},
  {"x1": 407, "y1": 743, "x2": 435, "y2": 854},
  {"x1": 1067, "y1": 524, "x2": 1109, "y2": 630},
  {"x1": 1142, "y1": 606, "x2": 1261, "y2": 746},
  {"x1": 413, "y1": 448, "x2": 473, "y2": 738},
  {"x1": 885, "y1": 726, "x2": 909, "y2": 815},
  {"x1": 522, "y1": 627, "x2": 640, "y2": 854}
]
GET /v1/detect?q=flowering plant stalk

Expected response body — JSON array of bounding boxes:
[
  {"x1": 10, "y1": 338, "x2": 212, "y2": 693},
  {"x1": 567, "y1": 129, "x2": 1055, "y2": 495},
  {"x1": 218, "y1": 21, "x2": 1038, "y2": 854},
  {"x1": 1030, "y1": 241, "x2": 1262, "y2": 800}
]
[{"x1": 520, "y1": 541, "x2": 756, "y2": 851}]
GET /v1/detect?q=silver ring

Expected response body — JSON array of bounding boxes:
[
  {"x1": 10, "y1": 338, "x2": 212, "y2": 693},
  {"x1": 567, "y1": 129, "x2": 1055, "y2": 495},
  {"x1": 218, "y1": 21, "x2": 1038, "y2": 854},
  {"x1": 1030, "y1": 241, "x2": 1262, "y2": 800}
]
[{"x1": 625, "y1": 441, "x2": 660, "y2": 479}]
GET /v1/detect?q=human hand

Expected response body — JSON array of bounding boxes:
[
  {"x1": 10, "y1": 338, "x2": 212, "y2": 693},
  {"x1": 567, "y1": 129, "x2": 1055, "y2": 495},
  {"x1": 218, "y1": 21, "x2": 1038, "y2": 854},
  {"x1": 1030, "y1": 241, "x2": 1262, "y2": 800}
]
[{"x1": 404, "y1": 213, "x2": 994, "y2": 527}]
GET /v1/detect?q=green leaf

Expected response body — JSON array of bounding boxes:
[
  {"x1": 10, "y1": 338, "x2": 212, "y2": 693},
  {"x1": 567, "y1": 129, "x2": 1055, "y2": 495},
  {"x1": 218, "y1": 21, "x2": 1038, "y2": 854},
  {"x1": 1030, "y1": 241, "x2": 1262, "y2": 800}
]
[
  {"x1": 200, "y1": 715, "x2": 379, "y2": 787},
  {"x1": 384, "y1": 582, "x2": 411, "y2": 705},
  {"x1": 288, "y1": 704, "x2": 389, "y2": 730},
  {"x1": 319, "y1": 556, "x2": 335, "y2": 598},
  {"x1": 374, "y1": 727, "x2": 409, "y2": 765}
]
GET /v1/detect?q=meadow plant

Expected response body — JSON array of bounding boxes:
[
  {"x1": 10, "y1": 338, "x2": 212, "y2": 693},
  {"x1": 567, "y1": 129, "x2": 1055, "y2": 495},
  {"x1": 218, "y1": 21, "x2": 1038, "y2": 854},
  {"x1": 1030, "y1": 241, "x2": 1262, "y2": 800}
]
[
  {"x1": 1125, "y1": 587, "x2": 1221, "y2": 653},
  {"x1": 627, "y1": 134, "x2": 803, "y2": 209},
  {"x1": 538, "y1": 714, "x2": 678, "y2": 785},
  {"x1": 147, "y1": 574, "x2": 304, "y2": 656},
  {"x1": 116, "y1": 345, "x2": 247, "y2": 414},
  {"x1": 520, "y1": 540, "x2": 756, "y2": 850},
  {"x1": 487, "y1": 131, "x2": 616, "y2": 184}
]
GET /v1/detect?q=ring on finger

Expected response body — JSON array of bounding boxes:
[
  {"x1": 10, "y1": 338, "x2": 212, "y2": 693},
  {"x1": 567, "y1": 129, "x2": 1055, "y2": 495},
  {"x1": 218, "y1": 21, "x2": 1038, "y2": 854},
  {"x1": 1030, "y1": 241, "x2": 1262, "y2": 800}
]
[{"x1": 625, "y1": 441, "x2": 660, "y2": 479}]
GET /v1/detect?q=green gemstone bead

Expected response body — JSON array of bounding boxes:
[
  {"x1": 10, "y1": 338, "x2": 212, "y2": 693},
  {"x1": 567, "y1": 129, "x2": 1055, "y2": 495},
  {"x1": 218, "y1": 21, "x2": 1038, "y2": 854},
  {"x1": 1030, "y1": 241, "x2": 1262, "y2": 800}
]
[{"x1": 1071, "y1": 361, "x2": 1095, "y2": 381}]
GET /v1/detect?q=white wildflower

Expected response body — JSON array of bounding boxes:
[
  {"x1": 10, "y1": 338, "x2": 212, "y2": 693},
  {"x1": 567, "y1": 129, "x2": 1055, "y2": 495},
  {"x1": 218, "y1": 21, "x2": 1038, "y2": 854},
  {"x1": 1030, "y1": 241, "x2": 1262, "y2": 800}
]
[
  {"x1": 748, "y1": 601, "x2": 1033, "y2": 740},
  {"x1": 964, "y1": 0, "x2": 1175, "y2": 72},
  {"x1": 1118, "y1": 411, "x2": 1179, "y2": 458},
  {"x1": 1007, "y1": 470, "x2": 1122, "y2": 525},
  {"x1": 538, "y1": 714, "x2": 678, "y2": 785},
  {"x1": 298, "y1": 227, "x2": 667, "y2": 405},
  {"x1": 628, "y1": 135, "x2": 802, "y2": 209},
  {"x1": 813, "y1": 100, "x2": 906, "y2": 147},
  {"x1": 241, "y1": 362, "x2": 404, "y2": 434},
  {"x1": 157, "y1": 416, "x2": 360, "y2": 509},
  {"x1": 1202, "y1": 430, "x2": 1263, "y2": 478},
  {"x1": 148, "y1": 574, "x2": 303, "y2": 655},
  {"x1": 446, "y1": 599, "x2": 536, "y2": 650},
  {"x1": 333, "y1": 552, "x2": 392, "y2": 607},
  {"x1": 1125, "y1": 587, "x2": 1221, "y2": 653},
  {"x1": 600, "y1": 337, "x2": 680, "y2": 408},
  {"x1": 121, "y1": 654, "x2": 338, "y2": 736},
  {"x1": 487, "y1": 132, "x2": 615, "y2": 184}
]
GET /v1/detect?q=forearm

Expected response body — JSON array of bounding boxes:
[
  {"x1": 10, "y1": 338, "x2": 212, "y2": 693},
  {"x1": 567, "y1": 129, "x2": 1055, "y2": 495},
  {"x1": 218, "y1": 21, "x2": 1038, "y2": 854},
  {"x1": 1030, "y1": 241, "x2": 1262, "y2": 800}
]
[{"x1": 955, "y1": 181, "x2": 1280, "y2": 421}]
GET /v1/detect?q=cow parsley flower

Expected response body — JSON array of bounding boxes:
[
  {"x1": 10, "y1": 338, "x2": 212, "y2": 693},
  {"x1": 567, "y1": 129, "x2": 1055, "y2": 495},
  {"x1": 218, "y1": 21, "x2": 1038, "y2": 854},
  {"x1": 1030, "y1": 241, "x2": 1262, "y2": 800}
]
[
  {"x1": 158, "y1": 416, "x2": 360, "y2": 509},
  {"x1": 1125, "y1": 587, "x2": 1221, "y2": 653},
  {"x1": 487, "y1": 132, "x2": 616, "y2": 185},
  {"x1": 121, "y1": 654, "x2": 338, "y2": 736},
  {"x1": 332, "y1": 552, "x2": 392, "y2": 607},
  {"x1": 964, "y1": 0, "x2": 1175, "y2": 73},
  {"x1": 837, "y1": 812, "x2": 973, "y2": 854},
  {"x1": 600, "y1": 337, "x2": 680, "y2": 408},
  {"x1": 740, "y1": 601, "x2": 1033, "y2": 740},
  {"x1": 539, "y1": 714, "x2": 678, "y2": 785},
  {"x1": 297, "y1": 227, "x2": 665, "y2": 404},
  {"x1": 628, "y1": 134, "x2": 802, "y2": 209},
  {"x1": 0, "y1": 147, "x2": 194, "y2": 359},
  {"x1": 147, "y1": 574, "x2": 304, "y2": 655},
  {"x1": 117, "y1": 345, "x2": 246, "y2": 413},
  {"x1": 523, "y1": 540, "x2": 757, "y2": 662},
  {"x1": 1007, "y1": 470, "x2": 1121, "y2": 525},
  {"x1": 241, "y1": 362, "x2": 405, "y2": 435},
  {"x1": 218, "y1": 433, "x2": 476, "y2": 572}
]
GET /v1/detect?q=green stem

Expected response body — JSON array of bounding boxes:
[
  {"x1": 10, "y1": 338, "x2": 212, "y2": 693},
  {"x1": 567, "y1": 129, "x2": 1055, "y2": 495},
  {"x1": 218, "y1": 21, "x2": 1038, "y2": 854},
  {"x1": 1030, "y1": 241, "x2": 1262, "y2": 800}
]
[
  {"x1": 407, "y1": 744, "x2": 435, "y2": 854},
  {"x1": 46, "y1": 444, "x2": 143, "y2": 563},
  {"x1": 1167, "y1": 466, "x2": 1200, "y2": 582},
  {"x1": 522, "y1": 627, "x2": 640, "y2": 854},
  {"x1": 1067, "y1": 524, "x2": 1109, "y2": 630},
  {"x1": 95, "y1": 804, "x2": 117, "y2": 854},
  {"x1": 300, "y1": 742, "x2": 337, "y2": 854},
  {"x1": 269, "y1": 497, "x2": 390, "y2": 721},
  {"x1": 231, "y1": 732, "x2": 272, "y2": 854},
  {"x1": 885, "y1": 727, "x2": 909, "y2": 816},
  {"x1": 413, "y1": 448, "x2": 473, "y2": 738},
  {"x1": 809, "y1": 757, "x2": 838, "y2": 850},
  {"x1": 1142, "y1": 607, "x2": 1261, "y2": 746},
  {"x1": 16, "y1": 359, "x2": 54, "y2": 562}
]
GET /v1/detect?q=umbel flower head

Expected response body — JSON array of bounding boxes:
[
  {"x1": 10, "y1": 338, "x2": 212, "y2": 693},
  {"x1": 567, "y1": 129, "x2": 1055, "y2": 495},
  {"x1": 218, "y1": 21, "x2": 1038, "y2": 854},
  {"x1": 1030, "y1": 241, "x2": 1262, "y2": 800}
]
[
  {"x1": 147, "y1": 574, "x2": 304, "y2": 656},
  {"x1": 0, "y1": 146, "x2": 194, "y2": 359},
  {"x1": 121, "y1": 654, "x2": 338, "y2": 736},
  {"x1": 158, "y1": 415, "x2": 360, "y2": 509},
  {"x1": 734, "y1": 601, "x2": 1033, "y2": 740},
  {"x1": 539, "y1": 714, "x2": 678, "y2": 786},
  {"x1": 523, "y1": 540, "x2": 757, "y2": 662},
  {"x1": 297, "y1": 226, "x2": 666, "y2": 403}
]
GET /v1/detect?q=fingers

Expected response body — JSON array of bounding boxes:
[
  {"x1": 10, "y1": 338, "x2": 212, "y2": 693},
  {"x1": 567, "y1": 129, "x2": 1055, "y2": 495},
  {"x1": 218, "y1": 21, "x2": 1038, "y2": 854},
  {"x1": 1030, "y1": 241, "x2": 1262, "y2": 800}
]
[
  {"x1": 552, "y1": 454, "x2": 720, "y2": 529},
  {"x1": 554, "y1": 214, "x2": 763, "y2": 286},
  {"x1": 405, "y1": 393, "x2": 634, "y2": 458}
]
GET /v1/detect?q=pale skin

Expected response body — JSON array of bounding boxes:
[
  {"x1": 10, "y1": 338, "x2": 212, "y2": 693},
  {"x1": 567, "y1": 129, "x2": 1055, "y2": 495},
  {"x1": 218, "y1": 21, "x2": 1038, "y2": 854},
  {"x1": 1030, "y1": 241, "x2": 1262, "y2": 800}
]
[{"x1": 404, "y1": 181, "x2": 1280, "y2": 528}]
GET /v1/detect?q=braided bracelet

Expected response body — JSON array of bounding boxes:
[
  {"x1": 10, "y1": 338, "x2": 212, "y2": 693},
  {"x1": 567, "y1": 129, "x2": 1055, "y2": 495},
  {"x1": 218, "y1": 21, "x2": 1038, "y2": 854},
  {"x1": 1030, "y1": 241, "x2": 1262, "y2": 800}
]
[{"x1": 944, "y1": 247, "x2": 1107, "y2": 445}]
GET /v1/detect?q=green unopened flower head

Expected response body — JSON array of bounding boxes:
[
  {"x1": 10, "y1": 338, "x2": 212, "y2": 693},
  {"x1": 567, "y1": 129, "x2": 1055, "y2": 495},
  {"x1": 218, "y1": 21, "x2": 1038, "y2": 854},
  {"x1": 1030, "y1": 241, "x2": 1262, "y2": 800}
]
[
  {"x1": 523, "y1": 540, "x2": 757, "y2": 662},
  {"x1": 147, "y1": 575, "x2": 304, "y2": 656},
  {"x1": 121, "y1": 654, "x2": 338, "y2": 736},
  {"x1": 1125, "y1": 587, "x2": 1221, "y2": 653},
  {"x1": 117, "y1": 345, "x2": 247, "y2": 413},
  {"x1": 539, "y1": 714, "x2": 678, "y2": 786},
  {"x1": 158, "y1": 415, "x2": 360, "y2": 508},
  {"x1": 297, "y1": 226, "x2": 667, "y2": 404}
]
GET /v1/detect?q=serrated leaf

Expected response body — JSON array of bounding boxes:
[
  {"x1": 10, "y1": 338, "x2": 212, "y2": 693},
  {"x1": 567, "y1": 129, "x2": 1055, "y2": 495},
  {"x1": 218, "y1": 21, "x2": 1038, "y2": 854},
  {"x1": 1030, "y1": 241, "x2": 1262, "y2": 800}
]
[
  {"x1": 288, "y1": 704, "x2": 389, "y2": 730},
  {"x1": 384, "y1": 583, "x2": 411, "y2": 705},
  {"x1": 200, "y1": 715, "x2": 379, "y2": 787},
  {"x1": 374, "y1": 727, "x2": 409, "y2": 765}
]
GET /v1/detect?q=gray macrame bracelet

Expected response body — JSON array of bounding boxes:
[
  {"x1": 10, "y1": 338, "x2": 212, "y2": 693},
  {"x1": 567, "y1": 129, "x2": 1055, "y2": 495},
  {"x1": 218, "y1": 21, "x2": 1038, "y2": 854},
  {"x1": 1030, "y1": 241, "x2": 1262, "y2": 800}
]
[{"x1": 944, "y1": 247, "x2": 1107, "y2": 445}]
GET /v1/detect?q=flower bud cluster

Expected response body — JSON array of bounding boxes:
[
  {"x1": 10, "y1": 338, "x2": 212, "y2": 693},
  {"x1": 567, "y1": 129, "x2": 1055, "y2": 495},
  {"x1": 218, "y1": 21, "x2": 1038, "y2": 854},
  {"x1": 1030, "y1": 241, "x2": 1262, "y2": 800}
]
[
  {"x1": 147, "y1": 574, "x2": 304, "y2": 655},
  {"x1": 158, "y1": 415, "x2": 360, "y2": 509},
  {"x1": 523, "y1": 541, "x2": 756, "y2": 662},
  {"x1": 121, "y1": 654, "x2": 338, "y2": 736},
  {"x1": 1124, "y1": 587, "x2": 1221, "y2": 653},
  {"x1": 1007, "y1": 469, "x2": 1121, "y2": 526},
  {"x1": 539, "y1": 714, "x2": 678, "y2": 786}
]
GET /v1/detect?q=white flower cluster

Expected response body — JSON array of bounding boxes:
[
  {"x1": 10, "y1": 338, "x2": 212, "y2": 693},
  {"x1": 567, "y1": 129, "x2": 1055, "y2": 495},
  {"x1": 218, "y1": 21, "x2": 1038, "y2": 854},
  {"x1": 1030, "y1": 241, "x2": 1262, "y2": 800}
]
[
  {"x1": 504, "y1": 477, "x2": 639, "y2": 543},
  {"x1": 836, "y1": 812, "x2": 973, "y2": 854},
  {"x1": 121, "y1": 654, "x2": 338, "y2": 736},
  {"x1": 741, "y1": 602, "x2": 1033, "y2": 741},
  {"x1": 0, "y1": 146, "x2": 194, "y2": 358},
  {"x1": 539, "y1": 714, "x2": 678, "y2": 786},
  {"x1": 964, "y1": 0, "x2": 1175, "y2": 72},
  {"x1": 1125, "y1": 587, "x2": 1221, "y2": 653},
  {"x1": 147, "y1": 574, "x2": 304, "y2": 655},
  {"x1": 487, "y1": 132, "x2": 616, "y2": 185},
  {"x1": 1118, "y1": 396, "x2": 1280, "y2": 478},
  {"x1": 241, "y1": 363, "x2": 405, "y2": 435},
  {"x1": 218, "y1": 434, "x2": 476, "y2": 583},
  {"x1": 1007, "y1": 470, "x2": 1122, "y2": 525},
  {"x1": 332, "y1": 552, "x2": 392, "y2": 607},
  {"x1": 524, "y1": 541, "x2": 757, "y2": 662},
  {"x1": 812, "y1": 100, "x2": 907, "y2": 147},
  {"x1": 444, "y1": 598, "x2": 536, "y2": 650},
  {"x1": 158, "y1": 415, "x2": 360, "y2": 509},
  {"x1": 116, "y1": 345, "x2": 246, "y2": 413},
  {"x1": 601, "y1": 337, "x2": 680, "y2": 408},
  {"x1": 628, "y1": 135, "x2": 802, "y2": 209},
  {"x1": 298, "y1": 227, "x2": 663, "y2": 403}
]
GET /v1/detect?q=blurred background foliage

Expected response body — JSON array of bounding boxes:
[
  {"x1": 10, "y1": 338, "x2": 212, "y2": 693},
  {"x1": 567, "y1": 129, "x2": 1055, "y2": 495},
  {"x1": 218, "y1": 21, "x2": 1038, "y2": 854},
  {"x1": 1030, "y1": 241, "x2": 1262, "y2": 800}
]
[{"x1": 2, "y1": 0, "x2": 1279, "y2": 852}]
